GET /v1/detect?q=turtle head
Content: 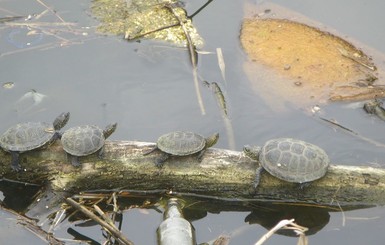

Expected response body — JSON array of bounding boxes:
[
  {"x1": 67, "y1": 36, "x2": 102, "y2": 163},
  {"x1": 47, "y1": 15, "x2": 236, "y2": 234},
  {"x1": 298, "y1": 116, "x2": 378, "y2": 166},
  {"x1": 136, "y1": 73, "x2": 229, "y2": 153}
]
[
  {"x1": 103, "y1": 123, "x2": 118, "y2": 139},
  {"x1": 243, "y1": 145, "x2": 261, "y2": 160},
  {"x1": 53, "y1": 112, "x2": 70, "y2": 130},
  {"x1": 205, "y1": 133, "x2": 219, "y2": 148}
]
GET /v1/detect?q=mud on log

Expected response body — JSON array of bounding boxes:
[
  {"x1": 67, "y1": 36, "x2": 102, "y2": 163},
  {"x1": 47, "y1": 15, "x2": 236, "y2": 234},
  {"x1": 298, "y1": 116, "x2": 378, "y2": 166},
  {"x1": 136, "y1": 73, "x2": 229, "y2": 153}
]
[{"x1": 0, "y1": 140, "x2": 385, "y2": 207}]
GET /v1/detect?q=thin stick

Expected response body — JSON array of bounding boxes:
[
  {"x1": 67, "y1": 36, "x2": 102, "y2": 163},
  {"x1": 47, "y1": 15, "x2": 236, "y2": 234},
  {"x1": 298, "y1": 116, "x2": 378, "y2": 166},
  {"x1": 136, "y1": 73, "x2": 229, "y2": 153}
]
[
  {"x1": 188, "y1": 0, "x2": 214, "y2": 19},
  {"x1": 35, "y1": 0, "x2": 72, "y2": 31},
  {"x1": 216, "y1": 48, "x2": 226, "y2": 84},
  {"x1": 0, "y1": 16, "x2": 25, "y2": 23},
  {"x1": 165, "y1": 4, "x2": 206, "y2": 115},
  {"x1": 65, "y1": 198, "x2": 134, "y2": 245},
  {"x1": 125, "y1": 23, "x2": 180, "y2": 40},
  {"x1": 164, "y1": 5, "x2": 197, "y2": 67},
  {"x1": 338, "y1": 47, "x2": 376, "y2": 71},
  {"x1": 1, "y1": 205, "x2": 65, "y2": 245},
  {"x1": 254, "y1": 219, "x2": 295, "y2": 245},
  {"x1": 319, "y1": 117, "x2": 385, "y2": 148},
  {"x1": 93, "y1": 205, "x2": 115, "y2": 226},
  {"x1": 5, "y1": 22, "x2": 77, "y2": 27}
]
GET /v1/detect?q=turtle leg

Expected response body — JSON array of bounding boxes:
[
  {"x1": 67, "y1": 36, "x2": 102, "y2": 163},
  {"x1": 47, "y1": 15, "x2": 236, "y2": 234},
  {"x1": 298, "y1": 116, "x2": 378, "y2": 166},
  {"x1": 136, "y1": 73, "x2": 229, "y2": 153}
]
[
  {"x1": 299, "y1": 182, "x2": 311, "y2": 189},
  {"x1": 69, "y1": 154, "x2": 81, "y2": 167},
  {"x1": 196, "y1": 150, "x2": 206, "y2": 162},
  {"x1": 98, "y1": 146, "x2": 105, "y2": 159},
  {"x1": 55, "y1": 131, "x2": 63, "y2": 140},
  {"x1": 155, "y1": 153, "x2": 170, "y2": 168},
  {"x1": 143, "y1": 146, "x2": 158, "y2": 156},
  {"x1": 52, "y1": 131, "x2": 62, "y2": 140},
  {"x1": 10, "y1": 151, "x2": 22, "y2": 172},
  {"x1": 253, "y1": 166, "x2": 264, "y2": 189}
]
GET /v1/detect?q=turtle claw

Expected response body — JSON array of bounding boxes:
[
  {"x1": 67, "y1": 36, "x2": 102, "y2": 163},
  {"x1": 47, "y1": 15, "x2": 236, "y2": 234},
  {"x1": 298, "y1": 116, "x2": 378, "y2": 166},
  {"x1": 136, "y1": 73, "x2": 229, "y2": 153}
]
[
  {"x1": 11, "y1": 163, "x2": 22, "y2": 172},
  {"x1": 155, "y1": 160, "x2": 164, "y2": 168},
  {"x1": 69, "y1": 155, "x2": 81, "y2": 167},
  {"x1": 154, "y1": 153, "x2": 169, "y2": 168}
]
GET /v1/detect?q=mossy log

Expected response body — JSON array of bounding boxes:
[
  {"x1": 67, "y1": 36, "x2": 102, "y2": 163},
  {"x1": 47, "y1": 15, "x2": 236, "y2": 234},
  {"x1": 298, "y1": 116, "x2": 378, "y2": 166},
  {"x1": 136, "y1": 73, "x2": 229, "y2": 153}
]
[{"x1": 0, "y1": 140, "x2": 384, "y2": 207}]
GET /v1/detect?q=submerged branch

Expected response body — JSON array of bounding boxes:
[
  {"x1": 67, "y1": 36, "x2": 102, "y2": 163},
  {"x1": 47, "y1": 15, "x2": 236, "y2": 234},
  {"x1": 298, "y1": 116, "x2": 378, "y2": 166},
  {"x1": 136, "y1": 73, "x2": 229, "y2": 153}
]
[{"x1": 65, "y1": 198, "x2": 134, "y2": 245}]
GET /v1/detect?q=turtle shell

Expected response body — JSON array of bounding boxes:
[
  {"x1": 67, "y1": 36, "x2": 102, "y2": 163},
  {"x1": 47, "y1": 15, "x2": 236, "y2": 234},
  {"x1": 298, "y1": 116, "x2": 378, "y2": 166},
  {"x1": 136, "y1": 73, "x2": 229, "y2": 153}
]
[
  {"x1": 0, "y1": 122, "x2": 55, "y2": 152},
  {"x1": 259, "y1": 138, "x2": 329, "y2": 183},
  {"x1": 157, "y1": 131, "x2": 206, "y2": 156},
  {"x1": 61, "y1": 125, "x2": 105, "y2": 156}
]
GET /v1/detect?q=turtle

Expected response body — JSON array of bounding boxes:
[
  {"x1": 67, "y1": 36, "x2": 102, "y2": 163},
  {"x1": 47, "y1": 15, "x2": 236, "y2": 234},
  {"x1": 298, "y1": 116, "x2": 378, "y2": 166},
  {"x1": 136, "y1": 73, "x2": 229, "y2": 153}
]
[
  {"x1": 0, "y1": 112, "x2": 70, "y2": 171},
  {"x1": 143, "y1": 131, "x2": 219, "y2": 168},
  {"x1": 243, "y1": 138, "x2": 329, "y2": 189},
  {"x1": 61, "y1": 123, "x2": 117, "y2": 167}
]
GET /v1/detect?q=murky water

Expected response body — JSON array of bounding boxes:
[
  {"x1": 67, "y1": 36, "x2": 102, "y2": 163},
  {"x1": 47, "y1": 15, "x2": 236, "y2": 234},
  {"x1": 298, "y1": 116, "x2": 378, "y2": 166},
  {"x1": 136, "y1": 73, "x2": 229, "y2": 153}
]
[{"x1": 1, "y1": 0, "x2": 385, "y2": 244}]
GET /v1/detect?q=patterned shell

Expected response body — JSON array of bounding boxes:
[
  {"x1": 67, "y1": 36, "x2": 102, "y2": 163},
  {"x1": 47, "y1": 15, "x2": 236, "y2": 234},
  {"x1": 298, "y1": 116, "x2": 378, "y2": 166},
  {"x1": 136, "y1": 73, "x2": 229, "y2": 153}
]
[
  {"x1": 157, "y1": 131, "x2": 206, "y2": 156},
  {"x1": 0, "y1": 122, "x2": 55, "y2": 152},
  {"x1": 61, "y1": 125, "x2": 105, "y2": 156},
  {"x1": 259, "y1": 138, "x2": 329, "y2": 183}
]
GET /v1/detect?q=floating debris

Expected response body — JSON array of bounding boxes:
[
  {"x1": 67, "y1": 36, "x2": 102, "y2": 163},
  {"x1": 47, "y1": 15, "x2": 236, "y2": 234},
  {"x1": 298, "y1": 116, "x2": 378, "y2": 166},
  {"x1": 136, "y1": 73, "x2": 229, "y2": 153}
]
[
  {"x1": 2, "y1": 82, "x2": 14, "y2": 89},
  {"x1": 14, "y1": 89, "x2": 47, "y2": 114},
  {"x1": 363, "y1": 99, "x2": 385, "y2": 121},
  {"x1": 0, "y1": 16, "x2": 26, "y2": 23},
  {"x1": 240, "y1": 18, "x2": 385, "y2": 110}
]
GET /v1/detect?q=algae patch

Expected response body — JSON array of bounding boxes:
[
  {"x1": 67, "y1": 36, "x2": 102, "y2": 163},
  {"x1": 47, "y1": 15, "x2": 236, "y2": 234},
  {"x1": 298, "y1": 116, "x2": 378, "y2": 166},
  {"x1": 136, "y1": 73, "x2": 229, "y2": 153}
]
[{"x1": 91, "y1": 0, "x2": 203, "y2": 47}]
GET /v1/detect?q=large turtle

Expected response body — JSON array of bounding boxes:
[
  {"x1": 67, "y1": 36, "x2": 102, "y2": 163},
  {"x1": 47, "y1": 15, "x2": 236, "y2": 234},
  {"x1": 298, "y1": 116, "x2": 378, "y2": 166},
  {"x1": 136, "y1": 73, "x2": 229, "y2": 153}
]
[
  {"x1": 0, "y1": 112, "x2": 70, "y2": 171},
  {"x1": 243, "y1": 138, "x2": 329, "y2": 189},
  {"x1": 61, "y1": 123, "x2": 117, "y2": 167},
  {"x1": 143, "y1": 131, "x2": 219, "y2": 167}
]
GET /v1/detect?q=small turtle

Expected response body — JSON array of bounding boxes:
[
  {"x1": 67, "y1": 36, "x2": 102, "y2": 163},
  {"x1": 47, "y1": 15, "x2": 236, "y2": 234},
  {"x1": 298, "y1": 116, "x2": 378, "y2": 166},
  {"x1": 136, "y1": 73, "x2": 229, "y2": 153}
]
[
  {"x1": 61, "y1": 123, "x2": 117, "y2": 167},
  {"x1": 143, "y1": 131, "x2": 219, "y2": 167},
  {"x1": 244, "y1": 138, "x2": 329, "y2": 189},
  {"x1": 0, "y1": 112, "x2": 70, "y2": 171}
]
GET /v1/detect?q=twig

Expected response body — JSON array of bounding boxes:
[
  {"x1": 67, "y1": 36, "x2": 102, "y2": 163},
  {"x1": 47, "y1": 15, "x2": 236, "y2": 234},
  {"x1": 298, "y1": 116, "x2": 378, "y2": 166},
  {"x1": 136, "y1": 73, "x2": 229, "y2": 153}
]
[
  {"x1": 165, "y1": 4, "x2": 206, "y2": 115},
  {"x1": 35, "y1": 0, "x2": 73, "y2": 31},
  {"x1": 0, "y1": 205, "x2": 65, "y2": 245},
  {"x1": 164, "y1": 4, "x2": 197, "y2": 67},
  {"x1": 255, "y1": 219, "x2": 295, "y2": 245},
  {"x1": 0, "y1": 16, "x2": 25, "y2": 23},
  {"x1": 65, "y1": 197, "x2": 134, "y2": 245},
  {"x1": 216, "y1": 48, "x2": 226, "y2": 84},
  {"x1": 125, "y1": 23, "x2": 180, "y2": 40},
  {"x1": 254, "y1": 219, "x2": 308, "y2": 245},
  {"x1": 4, "y1": 22, "x2": 77, "y2": 27},
  {"x1": 337, "y1": 47, "x2": 377, "y2": 71},
  {"x1": 188, "y1": 0, "x2": 214, "y2": 19},
  {"x1": 319, "y1": 117, "x2": 385, "y2": 148}
]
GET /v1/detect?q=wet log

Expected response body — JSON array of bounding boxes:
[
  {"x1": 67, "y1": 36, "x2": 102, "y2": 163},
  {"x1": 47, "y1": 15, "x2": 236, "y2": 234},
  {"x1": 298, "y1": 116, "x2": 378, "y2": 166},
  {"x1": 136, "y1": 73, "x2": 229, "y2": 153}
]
[{"x1": 0, "y1": 140, "x2": 384, "y2": 207}]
